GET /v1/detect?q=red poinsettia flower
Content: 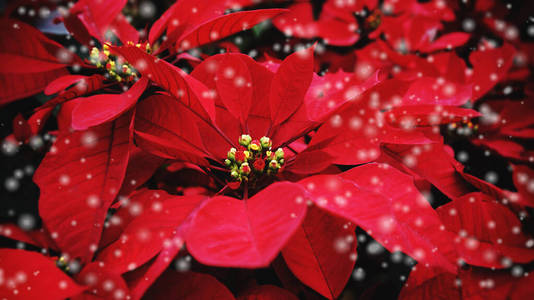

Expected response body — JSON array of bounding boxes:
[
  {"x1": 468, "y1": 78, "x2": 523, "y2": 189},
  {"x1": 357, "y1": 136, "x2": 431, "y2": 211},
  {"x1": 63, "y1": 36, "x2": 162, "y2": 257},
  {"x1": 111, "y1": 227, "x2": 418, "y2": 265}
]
[
  {"x1": 26, "y1": 2, "x2": 290, "y2": 268},
  {"x1": 92, "y1": 44, "x2": 485, "y2": 299}
]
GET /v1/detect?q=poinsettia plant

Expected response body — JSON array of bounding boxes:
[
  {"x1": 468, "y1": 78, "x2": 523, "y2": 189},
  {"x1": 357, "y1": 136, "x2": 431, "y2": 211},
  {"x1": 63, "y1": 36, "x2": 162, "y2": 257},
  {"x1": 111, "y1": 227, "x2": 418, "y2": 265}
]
[{"x1": 1, "y1": 0, "x2": 534, "y2": 299}]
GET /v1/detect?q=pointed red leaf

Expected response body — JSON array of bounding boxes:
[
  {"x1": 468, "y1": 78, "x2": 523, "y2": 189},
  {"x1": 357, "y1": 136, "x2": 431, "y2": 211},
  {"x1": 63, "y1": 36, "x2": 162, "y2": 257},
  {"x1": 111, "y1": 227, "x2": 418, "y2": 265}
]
[
  {"x1": 134, "y1": 93, "x2": 212, "y2": 163},
  {"x1": 0, "y1": 19, "x2": 70, "y2": 105},
  {"x1": 148, "y1": 0, "x2": 229, "y2": 47},
  {"x1": 71, "y1": 77, "x2": 148, "y2": 130},
  {"x1": 282, "y1": 206, "x2": 356, "y2": 299},
  {"x1": 285, "y1": 149, "x2": 335, "y2": 174},
  {"x1": 437, "y1": 193, "x2": 534, "y2": 268},
  {"x1": 176, "y1": 9, "x2": 286, "y2": 51},
  {"x1": 300, "y1": 164, "x2": 458, "y2": 273},
  {"x1": 39, "y1": 74, "x2": 106, "y2": 110},
  {"x1": 44, "y1": 75, "x2": 89, "y2": 95},
  {"x1": 269, "y1": 46, "x2": 314, "y2": 127},
  {"x1": 380, "y1": 143, "x2": 473, "y2": 199},
  {"x1": 34, "y1": 111, "x2": 133, "y2": 262},
  {"x1": 111, "y1": 45, "x2": 216, "y2": 122},
  {"x1": 12, "y1": 114, "x2": 32, "y2": 142},
  {"x1": 215, "y1": 54, "x2": 253, "y2": 126},
  {"x1": 108, "y1": 13, "x2": 140, "y2": 44},
  {"x1": 69, "y1": 0, "x2": 128, "y2": 42},
  {"x1": 75, "y1": 262, "x2": 130, "y2": 299},
  {"x1": 0, "y1": 225, "x2": 57, "y2": 250},
  {"x1": 0, "y1": 249, "x2": 85, "y2": 299},
  {"x1": 97, "y1": 189, "x2": 205, "y2": 274},
  {"x1": 187, "y1": 182, "x2": 308, "y2": 268},
  {"x1": 0, "y1": 54, "x2": 66, "y2": 73},
  {"x1": 144, "y1": 270, "x2": 235, "y2": 300}
]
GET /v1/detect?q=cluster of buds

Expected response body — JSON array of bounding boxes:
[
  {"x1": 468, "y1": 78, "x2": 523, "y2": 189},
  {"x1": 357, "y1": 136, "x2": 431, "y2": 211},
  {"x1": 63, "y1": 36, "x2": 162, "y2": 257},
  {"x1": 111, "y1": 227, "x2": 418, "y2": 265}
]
[
  {"x1": 225, "y1": 135, "x2": 285, "y2": 184},
  {"x1": 364, "y1": 10, "x2": 382, "y2": 32},
  {"x1": 89, "y1": 44, "x2": 143, "y2": 83},
  {"x1": 55, "y1": 255, "x2": 73, "y2": 274},
  {"x1": 448, "y1": 120, "x2": 479, "y2": 136}
]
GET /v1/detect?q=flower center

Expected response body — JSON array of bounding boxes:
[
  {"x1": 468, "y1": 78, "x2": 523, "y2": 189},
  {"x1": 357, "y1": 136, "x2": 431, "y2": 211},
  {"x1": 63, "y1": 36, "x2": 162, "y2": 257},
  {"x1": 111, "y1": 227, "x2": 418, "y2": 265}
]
[
  {"x1": 225, "y1": 135, "x2": 285, "y2": 186},
  {"x1": 55, "y1": 255, "x2": 79, "y2": 275},
  {"x1": 89, "y1": 42, "x2": 150, "y2": 83}
]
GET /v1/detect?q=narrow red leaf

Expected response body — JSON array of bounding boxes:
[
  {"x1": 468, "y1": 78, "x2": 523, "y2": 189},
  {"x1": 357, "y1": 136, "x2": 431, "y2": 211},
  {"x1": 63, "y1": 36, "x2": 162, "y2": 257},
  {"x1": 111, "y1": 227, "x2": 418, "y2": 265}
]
[
  {"x1": 111, "y1": 45, "x2": 216, "y2": 122},
  {"x1": 44, "y1": 75, "x2": 89, "y2": 95},
  {"x1": 380, "y1": 143, "x2": 474, "y2": 199},
  {"x1": 39, "y1": 74, "x2": 106, "y2": 110},
  {"x1": 0, "y1": 19, "x2": 70, "y2": 105},
  {"x1": 269, "y1": 46, "x2": 314, "y2": 127},
  {"x1": 177, "y1": 9, "x2": 286, "y2": 51},
  {"x1": 69, "y1": 0, "x2": 128, "y2": 42},
  {"x1": 0, "y1": 249, "x2": 85, "y2": 299},
  {"x1": 215, "y1": 54, "x2": 253, "y2": 126},
  {"x1": 34, "y1": 110, "x2": 133, "y2": 263},
  {"x1": 282, "y1": 206, "x2": 356, "y2": 299},
  {"x1": 71, "y1": 77, "x2": 148, "y2": 130},
  {"x1": 134, "y1": 93, "x2": 212, "y2": 162},
  {"x1": 0, "y1": 224, "x2": 57, "y2": 250}
]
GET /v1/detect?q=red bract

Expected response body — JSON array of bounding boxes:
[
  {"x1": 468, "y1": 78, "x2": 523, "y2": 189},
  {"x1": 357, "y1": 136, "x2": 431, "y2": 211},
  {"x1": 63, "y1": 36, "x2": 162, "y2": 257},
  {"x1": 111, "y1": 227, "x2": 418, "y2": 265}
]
[
  {"x1": 399, "y1": 191, "x2": 534, "y2": 299},
  {"x1": 0, "y1": 249, "x2": 85, "y2": 299},
  {"x1": 472, "y1": 99, "x2": 534, "y2": 162},
  {"x1": 34, "y1": 111, "x2": 134, "y2": 263},
  {"x1": 0, "y1": 228, "x2": 130, "y2": 299},
  {"x1": 111, "y1": 44, "x2": 475, "y2": 299},
  {"x1": 0, "y1": 19, "x2": 74, "y2": 105},
  {"x1": 64, "y1": 0, "x2": 137, "y2": 45},
  {"x1": 147, "y1": 0, "x2": 285, "y2": 53}
]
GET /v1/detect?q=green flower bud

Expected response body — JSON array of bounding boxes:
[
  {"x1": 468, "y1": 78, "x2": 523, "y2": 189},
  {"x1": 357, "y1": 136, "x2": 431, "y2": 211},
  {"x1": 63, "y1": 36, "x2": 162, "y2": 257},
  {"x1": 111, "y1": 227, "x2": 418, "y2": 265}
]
[
  {"x1": 260, "y1": 136, "x2": 272, "y2": 149},
  {"x1": 238, "y1": 134, "x2": 252, "y2": 146},
  {"x1": 231, "y1": 170, "x2": 239, "y2": 178},
  {"x1": 227, "y1": 148, "x2": 237, "y2": 161},
  {"x1": 275, "y1": 148, "x2": 285, "y2": 160},
  {"x1": 224, "y1": 159, "x2": 232, "y2": 166}
]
